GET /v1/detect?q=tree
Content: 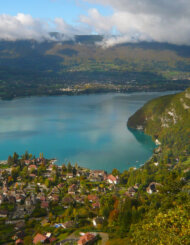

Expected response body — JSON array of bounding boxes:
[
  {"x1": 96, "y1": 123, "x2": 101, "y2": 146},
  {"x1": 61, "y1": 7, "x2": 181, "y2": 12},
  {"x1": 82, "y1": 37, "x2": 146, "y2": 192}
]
[
  {"x1": 112, "y1": 168, "x2": 120, "y2": 177},
  {"x1": 67, "y1": 162, "x2": 72, "y2": 173},
  {"x1": 62, "y1": 164, "x2": 67, "y2": 174},
  {"x1": 13, "y1": 152, "x2": 19, "y2": 163},
  {"x1": 45, "y1": 179, "x2": 50, "y2": 188},
  {"x1": 22, "y1": 151, "x2": 30, "y2": 160},
  {"x1": 11, "y1": 167, "x2": 19, "y2": 181},
  {"x1": 7, "y1": 155, "x2": 13, "y2": 165},
  {"x1": 21, "y1": 166, "x2": 28, "y2": 179}
]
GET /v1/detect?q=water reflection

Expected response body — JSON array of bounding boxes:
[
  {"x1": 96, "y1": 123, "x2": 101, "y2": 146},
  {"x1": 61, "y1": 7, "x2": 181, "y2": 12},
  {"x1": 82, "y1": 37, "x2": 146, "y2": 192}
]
[
  {"x1": 0, "y1": 92, "x2": 177, "y2": 171},
  {"x1": 128, "y1": 128, "x2": 156, "y2": 148}
]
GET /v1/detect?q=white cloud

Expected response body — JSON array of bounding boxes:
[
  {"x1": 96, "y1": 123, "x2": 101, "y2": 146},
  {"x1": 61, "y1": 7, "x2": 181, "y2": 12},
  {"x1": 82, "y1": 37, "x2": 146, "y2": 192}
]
[
  {"x1": 0, "y1": 13, "x2": 87, "y2": 42},
  {"x1": 79, "y1": 8, "x2": 113, "y2": 34},
  {"x1": 0, "y1": 14, "x2": 51, "y2": 41},
  {"x1": 1, "y1": 0, "x2": 190, "y2": 46},
  {"x1": 82, "y1": 0, "x2": 190, "y2": 46}
]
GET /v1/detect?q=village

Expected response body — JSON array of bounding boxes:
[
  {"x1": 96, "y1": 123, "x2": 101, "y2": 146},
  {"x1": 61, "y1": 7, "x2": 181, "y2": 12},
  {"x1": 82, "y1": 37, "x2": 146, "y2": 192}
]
[{"x1": 0, "y1": 153, "x2": 163, "y2": 245}]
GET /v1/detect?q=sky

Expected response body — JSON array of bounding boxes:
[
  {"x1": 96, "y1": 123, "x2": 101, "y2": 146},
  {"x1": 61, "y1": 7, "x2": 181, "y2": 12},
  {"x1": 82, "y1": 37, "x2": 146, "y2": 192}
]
[{"x1": 0, "y1": 0, "x2": 190, "y2": 47}]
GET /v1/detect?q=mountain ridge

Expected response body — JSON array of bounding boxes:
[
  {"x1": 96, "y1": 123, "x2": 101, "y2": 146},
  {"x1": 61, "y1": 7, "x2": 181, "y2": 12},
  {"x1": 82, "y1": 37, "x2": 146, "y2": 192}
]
[{"x1": 1, "y1": 36, "x2": 190, "y2": 99}]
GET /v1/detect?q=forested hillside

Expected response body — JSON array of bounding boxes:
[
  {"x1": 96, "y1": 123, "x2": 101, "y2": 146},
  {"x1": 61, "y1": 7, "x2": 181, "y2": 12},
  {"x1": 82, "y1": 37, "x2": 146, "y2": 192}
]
[
  {"x1": 128, "y1": 87, "x2": 190, "y2": 161},
  {"x1": 105, "y1": 88, "x2": 190, "y2": 244},
  {"x1": 1, "y1": 36, "x2": 190, "y2": 99}
]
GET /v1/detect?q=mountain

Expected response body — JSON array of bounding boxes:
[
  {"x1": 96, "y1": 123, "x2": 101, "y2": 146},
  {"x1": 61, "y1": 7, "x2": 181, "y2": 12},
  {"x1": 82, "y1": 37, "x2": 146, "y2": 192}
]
[
  {"x1": 127, "y1": 88, "x2": 190, "y2": 160},
  {"x1": 1, "y1": 36, "x2": 190, "y2": 99}
]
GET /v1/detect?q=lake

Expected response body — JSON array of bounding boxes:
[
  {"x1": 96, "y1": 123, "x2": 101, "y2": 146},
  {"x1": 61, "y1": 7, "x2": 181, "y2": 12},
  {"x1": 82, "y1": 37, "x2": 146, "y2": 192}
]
[{"x1": 0, "y1": 91, "x2": 177, "y2": 172}]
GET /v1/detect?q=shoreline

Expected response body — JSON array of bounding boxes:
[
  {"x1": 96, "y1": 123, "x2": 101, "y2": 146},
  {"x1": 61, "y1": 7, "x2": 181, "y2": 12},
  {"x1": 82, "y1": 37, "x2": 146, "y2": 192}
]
[{"x1": 0, "y1": 87, "x2": 183, "y2": 101}]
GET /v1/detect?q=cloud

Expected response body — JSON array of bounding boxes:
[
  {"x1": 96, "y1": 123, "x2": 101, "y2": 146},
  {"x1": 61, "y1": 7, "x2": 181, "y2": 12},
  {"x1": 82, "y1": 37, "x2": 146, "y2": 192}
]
[
  {"x1": 0, "y1": 14, "x2": 51, "y2": 41},
  {"x1": 54, "y1": 18, "x2": 88, "y2": 38},
  {"x1": 79, "y1": 8, "x2": 113, "y2": 34},
  {"x1": 0, "y1": 13, "x2": 86, "y2": 42},
  {"x1": 1, "y1": 1, "x2": 190, "y2": 47},
  {"x1": 82, "y1": 0, "x2": 190, "y2": 46}
]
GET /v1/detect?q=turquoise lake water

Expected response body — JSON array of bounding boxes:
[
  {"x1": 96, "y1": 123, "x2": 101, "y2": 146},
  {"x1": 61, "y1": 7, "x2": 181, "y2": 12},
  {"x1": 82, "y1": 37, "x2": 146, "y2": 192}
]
[{"x1": 0, "y1": 91, "x2": 176, "y2": 172}]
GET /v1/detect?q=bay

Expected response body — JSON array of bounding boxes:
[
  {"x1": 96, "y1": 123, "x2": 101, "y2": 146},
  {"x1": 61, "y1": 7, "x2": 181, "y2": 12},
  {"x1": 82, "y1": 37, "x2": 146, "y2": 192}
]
[{"x1": 0, "y1": 91, "x2": 177, "y2": 172}]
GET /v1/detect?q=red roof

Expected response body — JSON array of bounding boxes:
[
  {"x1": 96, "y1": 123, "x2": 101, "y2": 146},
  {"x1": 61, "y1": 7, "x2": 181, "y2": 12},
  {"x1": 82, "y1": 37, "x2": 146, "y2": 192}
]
[
  {"x1": 41, "y1": 201, "x2": 49, "y2": 209},
  {"x1": 49, "y1": 237, "x2": 57, "y2": 243},
  {"x1": 92, "y1": 202, "x2": 100, "y2": 209},
  {"x1": 28, "y1": 164, "x2": 37, "y2": 170},
  {"x1": 78, "y1": 233, "x2": 95, "y2": 245},
  {"x1": 30, "y1": 174, "x2": 36, "y2": 178},
  {"x1": 39, "y1": 195, "x2": 46, "y2": 202},
  {"x1": 24, "y1": 160, "x2": 31, "y2": 164},
  {"x1": 107, "y1": 174, "x2": 117, "y2": 182},
  {"x1": 57, "y1": 183, "x2": 64, "y2": 188},
  {"x1": 33, "y1": 233, "x2": 47, "y2": 244},
  {"x1": 87, "y1": 195, "x2": 98, "y2": 202},
  {"x1": 15, "y1": 239, "x2": 23, "y2": 245},
  {"x1": 78, "y1": 238, "x2": 86, "y2": 245}
]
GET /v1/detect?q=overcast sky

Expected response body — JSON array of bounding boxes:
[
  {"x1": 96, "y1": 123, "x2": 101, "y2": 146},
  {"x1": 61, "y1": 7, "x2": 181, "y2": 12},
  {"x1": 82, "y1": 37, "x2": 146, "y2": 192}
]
[{"x1": 1, "y1": 0, "x2": 190, "y2": 46}]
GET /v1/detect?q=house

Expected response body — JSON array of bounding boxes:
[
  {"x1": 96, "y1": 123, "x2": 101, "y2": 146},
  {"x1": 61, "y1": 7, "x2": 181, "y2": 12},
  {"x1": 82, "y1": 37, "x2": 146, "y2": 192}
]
[
  {"x1": 51, "y1": 186, "x2": 60, "y2": 194},
  {"x1": 88, "y1": 170, "x2": 107, "y2": 182},
  {"x1": 134, "y1": 183, "x2": 140, "y2": 190},
  {"x1": 33, "y1": 233, "x2": 47, "y2": 244},
  {"x1": 0, "y1": 210, "x2": 8, "y2": 218},
  {"x1": 25, "y1": 196, "x2": 33, "y2": 207},
  {"x1": 15, "y1": 239, "x2": 23, "y2": 245},
  {"x1": 74, "y1": 195, "x2": 85, "y2": 204},
  {"x1": 54, "y1": 223, "x2": 63, "y2": 228},
  {"x1": 62, "y1": 220, "x2": 75, "y2": 229},
  {"x1": 47, "y1": 164, "x2": 54, "y2": 171},
  {"x1": 0, "y1": 194, "x2": 6, "y2": 204},
  {"x1": 15, "y1": 230, "x2": 25, "y2": 239},
  {"x1": 76, "y1": 171, "x2": 82, "y2": 177},
  {"x1": 33, "y1": 232, "x2": 56, "y2": 244},
  {"x1": 41, "y1": 201, "x2": 49, "y2": 209},
  {"x1": 146, "y1": 182, "x2": 162, "y2": 194},
  {"x1": 78, "y1": 233, "x2": 97, "y2": 245},
  {"x1": 87, "y1": 195, "x2": 99, "y2": 203},
  {"x1": 31, "y1": 193, "x2": 37, "y2": 205},
  {"x1": 62, "y1": 195, "x2": 75, "y2": 208},
  {"x1": 28, "y1": 165, "x2": 37, "y2": 171},
  {"x1": 49, "y1": 237, "x2": 57, "y2": 243},
  {"x1": 24, "y1": 160, "x2": 31, "y2": 165},
  {"x1": 15, "y1": 221, "x2": 25, "y2": 230},
  {"x1": 92, "y1": 217, "x2": 104, "y2": 227},
  {"x1": 48, "y1": 177, "x2": 54, "y2": 182},
  {"x1": 107, "y1": 175, "x2": 118, "y2": 184},
  {"x1": 92, "y1": 202, "x2": 100, "y2": 209},
  {"x1": 125, "y1": 187, "x2": 137, "y2": 197},
  {"x1": 15, "y1": 194, "x2": 25, "y2": 203},
  {"x1": 49, "y1": 194, "x2": 59, "y2": 202},
  {"x1": 68, "y1": 184, "x2": 78, "y2": 195},
  {"x1": 184, "y1": 168, "x2": 190, "y2": 173},
  {"x1": 57, "y1": 183, "x2": 64, "y2": 189},
  {"x1": 62, "y1": 174, "x2": 67, "y2": 180},
  {"x1": 29, "y1": 174, "x2": 36, "y2": 178},
  {"x1": 154, "y1": 162, "x2": 159, "y2": 166},
  {"x1": 41, "y1": 218, "x2": 49, "y2": 226},
  {"x1": 66, "y1": 173, "x2": 74, "y2": 179},
  {"x1": 37, "y1": 193, "x2": 46, "y2": 201},
  {"x1": 89, "y1": 175, "x2": 103, "y2": 182},
  {"x1": 3, "y1": 186, "x2": 8, "y2": 195}
]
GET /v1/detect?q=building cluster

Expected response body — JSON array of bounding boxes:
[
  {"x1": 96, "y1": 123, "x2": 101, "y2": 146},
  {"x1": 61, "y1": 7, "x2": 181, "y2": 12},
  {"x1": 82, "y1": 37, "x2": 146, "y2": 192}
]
[{"x1": 0, "y1": 156, "x2": 162, "y2": 244}]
